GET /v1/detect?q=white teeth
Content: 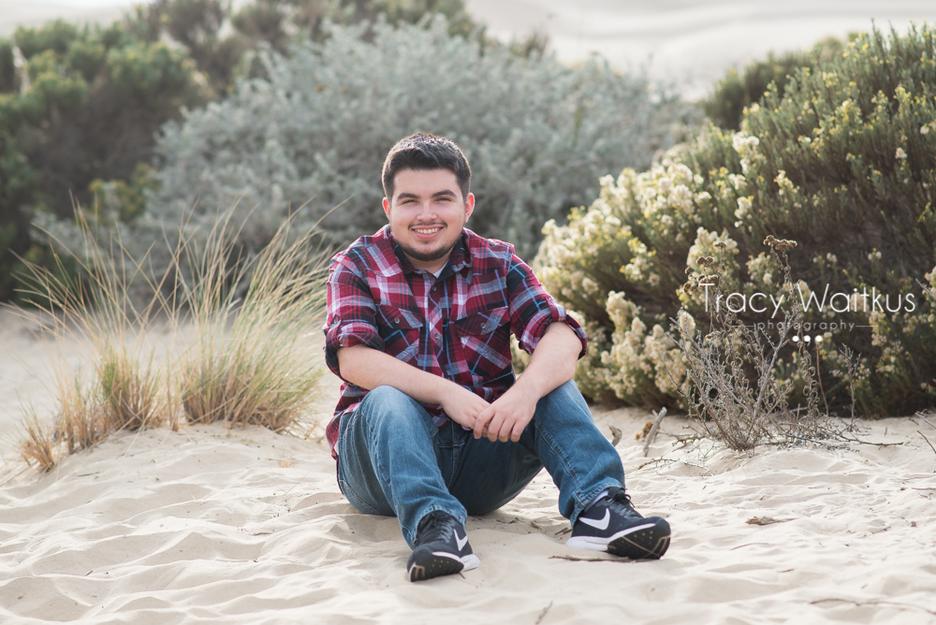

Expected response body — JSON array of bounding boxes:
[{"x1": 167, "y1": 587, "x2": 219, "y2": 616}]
[{"x1": 413, "y1": 226, "x2": 442, "y2": 234}]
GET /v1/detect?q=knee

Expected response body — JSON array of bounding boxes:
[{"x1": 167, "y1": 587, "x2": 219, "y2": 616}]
[
  {"x1": 541, "y1": 379, "x2": 582, "y2": 408},
  {"x1": 363, "y1": 385, "x2": 412, "y2": 407},
  {"x1": 537, "y1": 379, "x2": 589, "y2": 420},
  {"x1": 359, "y1": 385, "x2": 423, "y2": 430}
]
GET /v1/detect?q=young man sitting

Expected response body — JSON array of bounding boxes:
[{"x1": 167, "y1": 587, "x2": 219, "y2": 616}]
[{"x1": 323, "y1": 133, "x2": 670, "y2": 582}]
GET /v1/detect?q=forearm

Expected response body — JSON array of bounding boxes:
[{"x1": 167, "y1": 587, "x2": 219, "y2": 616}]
[
  {"x1": 336, "y1": 344, "x2": 456, "y2": 405},
  {"x1": 513, "y1": 322, "x2": 582, "y2": 400}
]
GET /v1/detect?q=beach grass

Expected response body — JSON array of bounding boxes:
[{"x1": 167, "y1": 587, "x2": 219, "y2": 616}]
[
  {"x1": 175, "y1": 213, "x2": 330, "y2": 433},
  {"x1": 13, "y1": 208, "x2": 330, "y2": 472},
  {"x1": 20, "y1": 410, "x2": 57, "y2": 472}
]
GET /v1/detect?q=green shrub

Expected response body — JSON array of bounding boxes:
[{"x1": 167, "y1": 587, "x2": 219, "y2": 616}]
[
  {"x1": 138, "y1": 18, "x2": 697, "y2": 269},
  {"x1": 537, "y1": 25, "x2": 936, "y2": 417},
  {"x1": 0, "y1": 20, "x2": 207, "y2": 301},
  {"x1": 3, "y1": 1, "x2": 484, "y2": 303},
  {"x1": 703, "y1": 36, "x2": 846, "y2": 130}
]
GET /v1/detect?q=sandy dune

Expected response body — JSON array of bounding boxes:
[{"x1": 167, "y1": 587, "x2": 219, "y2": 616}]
[
  {"x1": 6, "y1": 1, "x2": 936, "y2": 99},
  {"x1": 1, "y1": 310, "x2": 934, "y2": 624},
  {"x1": 466, "y1": 0, "x2": 936, "y2": 98}
]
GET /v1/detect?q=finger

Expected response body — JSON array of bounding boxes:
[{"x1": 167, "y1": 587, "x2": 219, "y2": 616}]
[
  {"x1": 486, "y1": 414, "x2": 504, "y2": 442},
  {"x1": 474, "y1": 406, "x2": 494, "y2": 439},
  {"x1": 509, "y1": 419, "x2": 526, "y2": 443},
  {"x1": 496, "y1": 417, "x2": 513, "y2": 443}
]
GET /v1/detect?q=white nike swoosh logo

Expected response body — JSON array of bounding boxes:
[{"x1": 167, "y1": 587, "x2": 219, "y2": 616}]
[
  {"x1": 454, "y1": 530, "x2": 468, "y2": 551},
  {"x1": 579, "y1": 509, "x2": 610, "y2": 531}
]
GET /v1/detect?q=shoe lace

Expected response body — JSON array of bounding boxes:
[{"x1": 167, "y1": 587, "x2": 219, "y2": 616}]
[
  {"x1": 607, "y1": 488, "x2": 644, "y2": 517},
  {"x1": 416, "y1": 511, "x2": 458, "y2": 544},
  {"x1": 609, "y1": 489, "x2": 634, "y2": 506}
]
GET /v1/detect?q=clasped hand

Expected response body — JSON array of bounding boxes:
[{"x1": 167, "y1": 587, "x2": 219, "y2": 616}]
[{"x1": 439, "y1": 383, "x2": 538, "y2": 443}]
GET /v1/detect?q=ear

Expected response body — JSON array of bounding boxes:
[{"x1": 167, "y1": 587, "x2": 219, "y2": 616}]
[
  {"x1": 464, "y1": 192, "x2": 475, "y2": 222},
  {"x1": 381, "y1": 196, "x2": 391, "y2": 221}
]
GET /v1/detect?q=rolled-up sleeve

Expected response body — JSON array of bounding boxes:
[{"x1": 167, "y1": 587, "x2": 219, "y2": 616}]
[
  {"x1": 323, "y1": 254, "x2": 384, "y2": 382},
  {"x1": 506, "y1": 252, "x2": 587, "y2": 358}
]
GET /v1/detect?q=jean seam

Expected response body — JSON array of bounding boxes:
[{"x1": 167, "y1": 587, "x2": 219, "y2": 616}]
[
  {"x1": 536, "y1": 382, "x2": 624, "y2": 524},
  {"x1": 338, "y1": 413, "x2": 386, "y2": 515},
  {"x1": 364, "y1": 406, "x2": 396, "y2": 509},
  {"x1": 338, "y1": 476, "x2": 383, "y2": 515},
  {"x1": 363, "y1": 397, "x2": 441, "y2": 519},
  {"x1": 538, "y1": 425, "x2": 581, "y2": 491}
]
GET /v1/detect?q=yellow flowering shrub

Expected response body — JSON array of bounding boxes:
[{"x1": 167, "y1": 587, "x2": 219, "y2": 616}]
[{"x1": 536, "y1": 26, "x2": 936, "y2": 416}]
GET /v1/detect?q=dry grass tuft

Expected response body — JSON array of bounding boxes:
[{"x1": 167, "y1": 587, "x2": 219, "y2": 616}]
[
  {"x1": 20, "y1": 411, "x2": 58, "y2": 472},
  {"x1": 13, "y1": 207, "x2": 329, "y2": 474},
  {"x1": 175, "y1": 214, "x2": 329, "y2": 433},
  {"x1": 55, "y1": 375, "x2": 105, "y2": 454},
  {"x1": 13, "y1": 211, "x2": 171, "y2": 469},
  {"x1": 97, "y1": 347, "x2": 167, "y2": 432}
]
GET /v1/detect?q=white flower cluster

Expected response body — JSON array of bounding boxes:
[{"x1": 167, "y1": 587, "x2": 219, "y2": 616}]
[
  {"x1": 634, "y1": 159, "x2": 699, "y2": 219},
  {"x1": 746, "y1": 252, "x2": 779, "y2": 288},
  {"x1": 682, "y1": 227, "x2": 742, "y2": 307},
  {"x1": 732, "y1": 132, "x2": 763, "y2": 175}
]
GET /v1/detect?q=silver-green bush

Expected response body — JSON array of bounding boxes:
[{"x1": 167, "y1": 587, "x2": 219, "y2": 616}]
[{"x1": 137, "y1": 17, "x2": 697, "y2": 260}]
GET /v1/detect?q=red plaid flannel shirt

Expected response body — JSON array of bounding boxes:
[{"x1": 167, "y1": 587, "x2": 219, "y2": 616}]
[{"x1": 322, "y1": 225, "x2": 587, "y2": 459}]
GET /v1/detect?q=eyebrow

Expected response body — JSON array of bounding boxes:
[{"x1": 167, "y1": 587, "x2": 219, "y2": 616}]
[{"x1": 396, "y1": 190, "x2": 457, "y2": 201}]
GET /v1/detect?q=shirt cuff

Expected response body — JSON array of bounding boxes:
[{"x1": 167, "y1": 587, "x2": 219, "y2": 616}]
[
  {"x1": 519, "y1": 305, "x2": 588, "y2": 358},
  {"x1": 324, "y1": 322, "x2": 384, "y2": 383}
]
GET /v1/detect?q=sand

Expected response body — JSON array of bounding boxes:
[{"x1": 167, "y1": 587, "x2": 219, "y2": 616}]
[
  {"x1": 3, "y1": 2, "x2": 936, "y2": 620},
  {"x1": 0, "y1": 308, "x2": 934, "y2": 624}
]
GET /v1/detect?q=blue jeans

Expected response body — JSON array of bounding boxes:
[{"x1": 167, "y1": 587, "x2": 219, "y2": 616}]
[{"x1": 335, "y1": 380, "x2": 625, "y2": 548}]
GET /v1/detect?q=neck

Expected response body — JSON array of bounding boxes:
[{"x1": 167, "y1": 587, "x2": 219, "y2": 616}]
[{"x1": 405, "y1": 253, "x2": 449, "y2": 274}]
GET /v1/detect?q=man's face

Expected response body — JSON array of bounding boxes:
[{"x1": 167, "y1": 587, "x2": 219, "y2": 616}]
[{"x1": 382, "y1": 168, "x2": 475, "y2": 273}]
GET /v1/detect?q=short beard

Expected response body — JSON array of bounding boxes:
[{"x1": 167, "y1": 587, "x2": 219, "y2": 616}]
[{"x1": 398, "y1": 240, "x2": 457, "y2": 263}]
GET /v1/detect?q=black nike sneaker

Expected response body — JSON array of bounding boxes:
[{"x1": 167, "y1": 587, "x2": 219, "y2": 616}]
[
  {"x1": 567, "y1": 487, "x2": 670, "y2": 559},
  {"x1": 406, "y1": 511, "x2": 480, "y2": 582}
]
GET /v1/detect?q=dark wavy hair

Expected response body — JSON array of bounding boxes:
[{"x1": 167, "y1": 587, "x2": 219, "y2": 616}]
[{"x1": 381, "y1": 132, "x2": 471, "y2": 199}]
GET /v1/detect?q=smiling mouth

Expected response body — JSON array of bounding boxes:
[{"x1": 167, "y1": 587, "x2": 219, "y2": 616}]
[{"x1": 411, "y1": 225, "x2": 444, "y2": 237}]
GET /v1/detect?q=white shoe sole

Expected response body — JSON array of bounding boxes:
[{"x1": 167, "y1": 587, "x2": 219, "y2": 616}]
[
  {"x1": 566, "y1": 522, "x2": 658, "y2": 551},
  {"x1": 434, "y1": 551, "x2": 481, "y2": 571},
  {"x1": 407, "y1": 550, "x2": 480, "y2": 582}
]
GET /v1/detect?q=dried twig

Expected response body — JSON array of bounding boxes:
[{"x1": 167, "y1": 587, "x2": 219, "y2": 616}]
[
  {"x1": 665, "y1": 432, "x2": 706, "y2": 450},
  {"x1": 915, "y1": 412, "x2": 936, "y2": 432},
  {"x1": 836, "y1": 432, "x2": 906, "y2": 447},
  {"x1": 642, "y1": 407, "x2": 667, "y2": 457},
  {"x1": 636, "y1": 457, "x2": 677, "y2": 471},
  {"x1": 746, "y1": 516, "x2": 791, "y2": 526},
  {"x1": 918, "y1": 430, "x2": 936, "y2": 457},
  {"x1": 534, "y1": 601, "x2": 554, "y2": 625},
  {"x1": 809, "y1": 597, "x2": 936, "y2": 617},
  {"x1": 548, "y1": 555, "x2": 628, "y2": 563}
]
